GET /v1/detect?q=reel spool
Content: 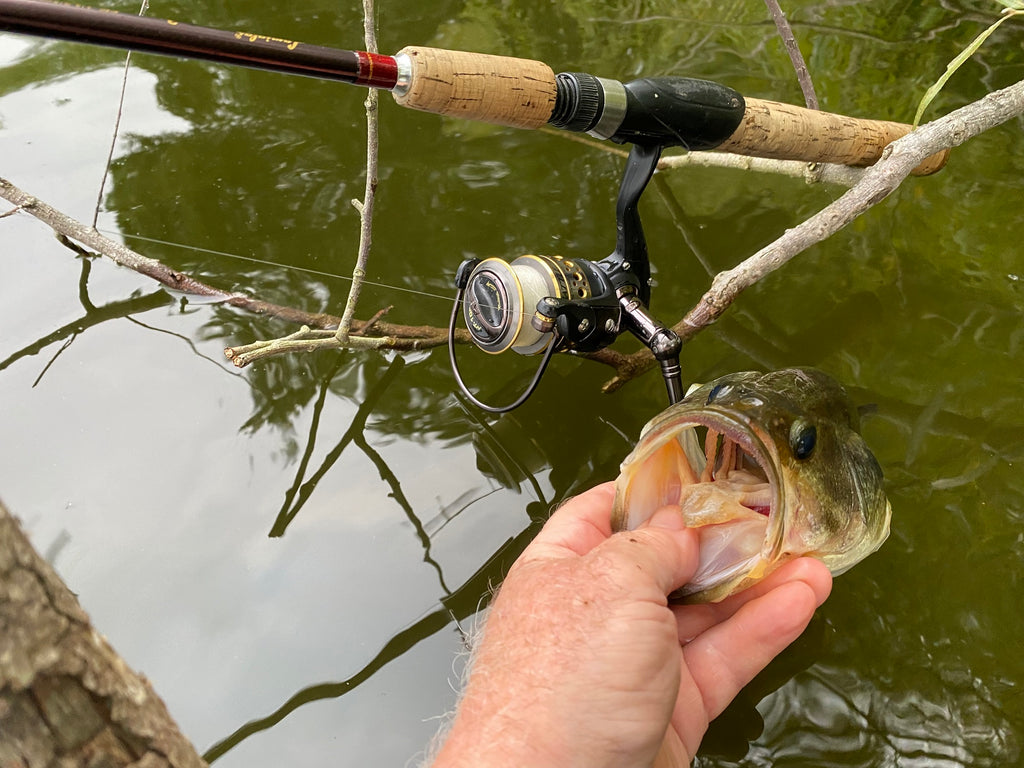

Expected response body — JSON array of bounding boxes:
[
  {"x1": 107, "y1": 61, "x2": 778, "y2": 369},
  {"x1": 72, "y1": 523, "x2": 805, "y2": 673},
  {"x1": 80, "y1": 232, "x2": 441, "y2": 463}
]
[
  {"x1": 448, "y1": 253, "x2": 619, "y2": 414},
  {"x1": 461, "y1": 254, "x2": 610, "y2": 355}
]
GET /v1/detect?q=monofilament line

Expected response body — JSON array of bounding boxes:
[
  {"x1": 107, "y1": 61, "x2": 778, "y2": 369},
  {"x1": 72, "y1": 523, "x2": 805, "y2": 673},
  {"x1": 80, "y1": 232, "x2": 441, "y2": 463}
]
[{"x1": 108, "y1": 229, "x2": 533, "y2": 316}]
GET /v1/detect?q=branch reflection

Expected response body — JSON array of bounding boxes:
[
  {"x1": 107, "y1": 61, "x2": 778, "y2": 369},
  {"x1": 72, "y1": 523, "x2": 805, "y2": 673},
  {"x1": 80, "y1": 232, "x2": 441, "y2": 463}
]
[
  {"x1": 268, "y1": 356, "x2": 405, "y2": 537},
  {"x1": 202, "y1": 520, "x2": 543, "y2": 764}
]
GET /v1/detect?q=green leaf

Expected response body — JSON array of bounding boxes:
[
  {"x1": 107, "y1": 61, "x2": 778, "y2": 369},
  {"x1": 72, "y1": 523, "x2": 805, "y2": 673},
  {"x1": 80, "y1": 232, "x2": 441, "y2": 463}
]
[{"x1": 913, "y1": 9, "x2": 1022, "y2": 126}]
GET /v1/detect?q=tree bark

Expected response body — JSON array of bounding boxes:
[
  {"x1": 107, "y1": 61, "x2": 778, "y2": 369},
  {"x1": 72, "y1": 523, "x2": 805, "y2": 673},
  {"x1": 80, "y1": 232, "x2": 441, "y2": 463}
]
[{"x1": 0, "y1": 499, "x2": 207, "y2": 768}]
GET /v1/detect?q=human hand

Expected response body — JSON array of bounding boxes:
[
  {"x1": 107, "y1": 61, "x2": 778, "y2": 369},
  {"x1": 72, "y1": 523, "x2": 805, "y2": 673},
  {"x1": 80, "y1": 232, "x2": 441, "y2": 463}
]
[{"x1": 430, "y1": 482, "x2": 832, "y2": 768}]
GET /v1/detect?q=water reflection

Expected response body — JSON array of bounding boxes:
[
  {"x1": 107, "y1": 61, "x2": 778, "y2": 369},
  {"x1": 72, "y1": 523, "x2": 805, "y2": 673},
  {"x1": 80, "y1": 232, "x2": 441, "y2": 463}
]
[
  {"x1": 4, "y1": 1, "x2": 1024, "y2": 766},
  {"x1": 745, "y1": 663, "x2": 1020, "y2": 767},
  {"x1": 269, "y1": 357, "x2": 404, "y2": 537},
  {"x1": 0, "y1": 255, "x2": 171, "y2": 380},
  {"x1": 202, "y1": 517, "x2": 542, "y2": 763}
]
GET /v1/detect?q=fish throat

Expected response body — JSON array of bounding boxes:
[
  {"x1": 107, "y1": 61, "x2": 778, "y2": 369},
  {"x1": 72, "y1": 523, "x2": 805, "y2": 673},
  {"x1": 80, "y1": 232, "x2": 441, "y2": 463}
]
[{"x1": 696, "y1": 426, "x2": 773, "y2": 516}]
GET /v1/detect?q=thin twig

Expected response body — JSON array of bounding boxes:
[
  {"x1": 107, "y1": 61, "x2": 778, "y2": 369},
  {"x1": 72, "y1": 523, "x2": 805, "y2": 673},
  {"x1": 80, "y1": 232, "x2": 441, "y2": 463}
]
[
  {"x1": 763, "y1": 0, "x2": 818, "y2": 110},
  {"x1": 336, "y1": 0, "x2": 380, "y2": 342},
  {"x1": 362, "y1": 305, "x2": 393, "y2": 334},
  {"x1": 223, "y1": 322, "x2": 452, "y2": 367},
  {"x1": 228, "y1": 326, "x2": 385, "y2": 367}
]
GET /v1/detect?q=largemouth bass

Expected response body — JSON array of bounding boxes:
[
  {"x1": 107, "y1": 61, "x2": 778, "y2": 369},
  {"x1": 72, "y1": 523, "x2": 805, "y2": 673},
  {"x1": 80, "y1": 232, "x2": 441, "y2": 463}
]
[{"x1": 612, "y1": 368, "x2": 891, "y2": 603}]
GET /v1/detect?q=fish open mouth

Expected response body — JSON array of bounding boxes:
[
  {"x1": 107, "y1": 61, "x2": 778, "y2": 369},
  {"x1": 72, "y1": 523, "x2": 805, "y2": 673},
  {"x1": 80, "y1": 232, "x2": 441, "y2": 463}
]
[{"x1": 614, "y1": 411, "x2": 783, "y2": 601}]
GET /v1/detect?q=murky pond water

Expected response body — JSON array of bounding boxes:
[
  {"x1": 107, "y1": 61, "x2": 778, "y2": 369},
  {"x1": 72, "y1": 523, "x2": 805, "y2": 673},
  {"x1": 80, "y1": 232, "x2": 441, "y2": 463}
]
[{"x1": 2, "y1": 1, "x2": 1023, "y2": 765}]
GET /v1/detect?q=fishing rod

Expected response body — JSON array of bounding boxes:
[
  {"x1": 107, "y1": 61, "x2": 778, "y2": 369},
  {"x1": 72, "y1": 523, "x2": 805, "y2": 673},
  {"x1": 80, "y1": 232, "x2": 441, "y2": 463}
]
[
  {"x1": 0, "y1": 0, "x2": 951, "y2": 411},
  {"x1": 2, "y1": 0, "x2": 947, "y2": 174}
]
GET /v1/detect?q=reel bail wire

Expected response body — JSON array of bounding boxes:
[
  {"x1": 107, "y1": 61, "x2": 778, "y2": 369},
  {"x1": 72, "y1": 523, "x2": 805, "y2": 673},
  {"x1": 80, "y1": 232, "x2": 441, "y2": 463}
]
[{"x1": 448, "y1": 264, "x2": 565, "y2": 414}]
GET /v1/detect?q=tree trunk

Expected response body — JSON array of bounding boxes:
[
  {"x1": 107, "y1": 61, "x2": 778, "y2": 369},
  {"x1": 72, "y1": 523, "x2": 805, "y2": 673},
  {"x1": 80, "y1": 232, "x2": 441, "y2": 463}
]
[{"x1": 0, "y1": 499, "x2": 207, "y2": 768}]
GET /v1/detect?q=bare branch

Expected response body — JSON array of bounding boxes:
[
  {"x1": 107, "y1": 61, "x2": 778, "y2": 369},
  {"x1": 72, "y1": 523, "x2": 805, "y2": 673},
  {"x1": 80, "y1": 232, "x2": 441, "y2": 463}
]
[
  {"x1": 597, "y1": 77, "x2": 1024, "y2": 393},
  {"x1": 0, "y1": 175, "x2": 471, "y2": 357},
  {"x1": 6, "y1": 73, "x2": 1022, "y2": 387},
  {"x1": 544, "y1": 125, "x2": 863, "y2": 185},
  {"x1": 1, "y1": 177, "x2": 239, "y2": 300},
  {"x1": 658, "y1": 152, "x2": 864, "y2": 186},
  {"x1": 682, "y1": 78, "x2": 1024, "y2": 332}
]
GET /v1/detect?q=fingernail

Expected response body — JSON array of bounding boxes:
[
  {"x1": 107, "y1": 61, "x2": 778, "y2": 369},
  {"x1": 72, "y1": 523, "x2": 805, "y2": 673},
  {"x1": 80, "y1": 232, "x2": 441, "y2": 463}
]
[{"x1": 646, "y1": 506, "x2": 685, "y2": 531}]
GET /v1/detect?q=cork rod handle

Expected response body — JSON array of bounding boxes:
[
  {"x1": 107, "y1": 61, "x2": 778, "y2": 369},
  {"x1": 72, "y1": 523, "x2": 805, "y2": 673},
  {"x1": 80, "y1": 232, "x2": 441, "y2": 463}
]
[
  {"x1": 391, "y1": 48, "x2": 948, "y2": 175},
  {"x1": 392, "y1": 46, "x2": 557, "y2": 130},
  {"x1": 719, "y1": 98, "x2": 949, "y2": 176}
]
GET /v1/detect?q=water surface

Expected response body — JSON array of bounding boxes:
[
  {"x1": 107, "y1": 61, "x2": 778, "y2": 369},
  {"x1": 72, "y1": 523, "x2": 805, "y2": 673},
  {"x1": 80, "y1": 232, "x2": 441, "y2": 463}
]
[{"x1": 2, "y1": 1, "x2": 1023, "y2": 765}]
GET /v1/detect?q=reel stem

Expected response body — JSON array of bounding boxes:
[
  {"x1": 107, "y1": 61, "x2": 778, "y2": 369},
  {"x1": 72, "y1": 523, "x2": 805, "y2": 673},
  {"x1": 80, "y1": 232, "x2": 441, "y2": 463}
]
[{"x1": 617, "y1": 287, "x2": 684, "y2": 405}]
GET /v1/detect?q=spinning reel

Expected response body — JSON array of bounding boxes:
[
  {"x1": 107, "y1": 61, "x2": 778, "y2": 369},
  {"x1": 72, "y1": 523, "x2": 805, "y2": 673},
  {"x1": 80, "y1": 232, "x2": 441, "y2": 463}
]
[
  {"x1": 448, "y1": 74, "x2": 750, "y2": 412},
  {"x1": 448, "y1": 141, "x2": 683, "y2": 413}
]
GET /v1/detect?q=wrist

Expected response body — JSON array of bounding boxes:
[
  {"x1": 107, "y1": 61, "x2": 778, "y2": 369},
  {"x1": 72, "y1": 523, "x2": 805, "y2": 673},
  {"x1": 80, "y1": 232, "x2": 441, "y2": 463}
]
[{"x1": 429, "y1": 699, "x2": 557, "y2": 768}]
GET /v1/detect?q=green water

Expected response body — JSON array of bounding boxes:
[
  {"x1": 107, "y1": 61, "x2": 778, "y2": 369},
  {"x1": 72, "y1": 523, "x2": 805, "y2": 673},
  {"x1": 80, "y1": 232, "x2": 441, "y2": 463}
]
[{"x1": 2, "y1": 1, "x2": 1023, "y2": 765}]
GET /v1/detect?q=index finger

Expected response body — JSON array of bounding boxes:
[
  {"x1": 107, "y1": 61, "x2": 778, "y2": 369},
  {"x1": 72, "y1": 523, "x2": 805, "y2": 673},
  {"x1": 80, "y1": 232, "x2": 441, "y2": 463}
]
[
  {"x1": 678, "y1": 575, "x2": 823, "y2": 721},
  {"x1": 674, "y1": 557, "x2": 833, "y2": 641}
]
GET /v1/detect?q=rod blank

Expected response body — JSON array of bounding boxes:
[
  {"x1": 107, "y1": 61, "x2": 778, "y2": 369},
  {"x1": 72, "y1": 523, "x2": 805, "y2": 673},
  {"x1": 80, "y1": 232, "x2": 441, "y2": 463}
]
[{"x1": 0, "y1": 0, "x2": 398, "y2": 87}]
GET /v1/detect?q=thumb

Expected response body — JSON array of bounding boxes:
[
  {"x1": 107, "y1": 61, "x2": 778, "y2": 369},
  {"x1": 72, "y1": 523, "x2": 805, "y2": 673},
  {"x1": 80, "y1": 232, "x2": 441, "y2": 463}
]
[{"x1": 591, "y1": 506, "x2": 700, "y2": 598}]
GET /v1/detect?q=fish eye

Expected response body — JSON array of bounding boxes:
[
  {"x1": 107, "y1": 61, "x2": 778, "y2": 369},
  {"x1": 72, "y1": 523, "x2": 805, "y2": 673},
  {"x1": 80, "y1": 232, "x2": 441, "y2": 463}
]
[
  {"x1": 790, "y1": 420, "x2": 817, "y2": 460},
  {"x1": 706, "y1": 383, "x2": 729, "y2": 404}
]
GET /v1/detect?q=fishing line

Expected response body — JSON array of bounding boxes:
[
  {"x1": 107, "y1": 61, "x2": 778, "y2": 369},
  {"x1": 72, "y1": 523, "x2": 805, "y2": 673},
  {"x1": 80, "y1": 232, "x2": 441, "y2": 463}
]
[
  {"x1": 106, "y1": 228, "x2": 530, "y2": 316},
  {"x1": 79, "y1": 1, "x2": 499, "y2": 316}
]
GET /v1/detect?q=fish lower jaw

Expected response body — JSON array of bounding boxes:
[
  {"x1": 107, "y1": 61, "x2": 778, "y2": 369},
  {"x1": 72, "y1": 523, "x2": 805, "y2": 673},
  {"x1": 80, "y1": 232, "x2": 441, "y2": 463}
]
[
  {"x1": 673, "y1": 554, "x2": 763, "y2": 603},
  {"x1": 671, "y1": 516, "x2": 770, "y2": 601}
]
